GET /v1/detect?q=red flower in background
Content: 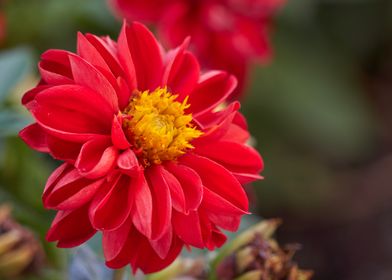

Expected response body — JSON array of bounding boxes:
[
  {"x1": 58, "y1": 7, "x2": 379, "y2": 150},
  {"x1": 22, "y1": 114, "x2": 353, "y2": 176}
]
[
  {"x1": 0, "y1": 12, "x2": 5, "y2": 43},
  {"x1": 109, "y1": 0, "x2": 284, "y2": 99},
  {"x1": 19, "y1": 22, "x2": 263, "y2": 273}
]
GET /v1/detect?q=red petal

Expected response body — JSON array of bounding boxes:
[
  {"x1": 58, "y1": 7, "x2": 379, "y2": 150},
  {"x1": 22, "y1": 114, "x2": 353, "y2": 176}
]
[
  {"x1": 233, "y1": 111, "x2": 248, "y2": 130},
  {"x1": 202, "y1": 188, "x2": 245, "y2": 231},
  {"x1": 117, "y1": 149, "x2": 140, "y2": 174},
  {"x1": 180, "y1": 154, "x2": 248, "y2": 212},
  {"x1": 39, "y1": 61, "x2": 74, "y2": 85},
  {"x1": 77, "y1": 32, "x2": 112, "y2": 75},
  {"x1": 111, "y1": 115, "x2": 130, "y2": 150},
  {"x1": 195, "y1": 101, "x2": 240, "y2": 130},
  {"x1": 169, "y1": 51, "x2": 200, "y2": 97},
  {"x1": 105, "y1": 225, "x2": 137, "y2": 269},
  {"x1": 41, "y1": 49, "x2": 72, "y2": 71},
  {"x1": 210, "y1": 230, "x2": 227, "y2": 249},
  {"x1": 116, "y1": 76, "x2": 132, "y2": 111},
  {"x1": 123, "y1": 22, "x2": 164, "y2": 91},
  {"x1": 162, "y1": 37, "x2": 188, "y2": 81},
  {"x1": 232, "y1": 172, "x2": 263, "y2": 184},
  {"x1": 42, "y1": 163, "x2": 70, "y2": 200},
  {"x1": 47, "y1": 134, "x2": 83, "y2": 163},
  {"x1": 106, "y1": 225, "x2": 183, "y2": 273},
  {"x1": 131, "y1": 233, "x2": 183, "y2": 274},
  {"x1": 77, "y1": 32, "x2": 131, "y2": 110},
  {"x1": 102, "y1": 215, "x2": 133, "y2": 262},
  {"x1": 46, "y1": 205, "x2": 96, "y2": 248},
  {"x1": 89, "y1": 174, "x2": 133, "y2": 231},
  {"x1": 130, "y1": 171, "x2": 153, "y2": 239},
  {"x1": 39, "y1": 50, "x2": 74, "y2": 85},
  {"x1": 75, "y1": 137, "x2": 118, "y2": 179},
  {"x1": 188, "y1": 71, "x2": 237, "y2": 117},
  {"x1": 222, "y1": 123, "x2": 250, "y2": 143},
  {"x1": 172, "y1": 210, "x2": 204, "y2": 248},
  {"x1": 44, "y1": 168, "x2": 104, "y2": 210},
  {"x1": 195, "y1": 141, "x2": 263, "y2": 175},
  {"x1": 85, "y1": 34, "x2": 124, "y2": 78},
  {"x1": 117, "y1": 22, "x2": 137, "y2": 92},
  {"x1": 194, "y1": 113, "x2": 236, "y2": 145},
  {"x1": 30, "y1": 85, "x2": 113, "y2": 138},
  {"x1": 164, "y1": 162, "x2": 203, "y2": 213},
  {"x1": 159, "y1": 166, "x2": 186, "y2": 213},
  {"x1": 149, "y1": 225, "x2": 173, "y2": 259},
  {"x1": 69, "y1": 53, "x2": 119, "y2": 112},
  {"x1": 21, "y1": 85, "x2": 50, "y2": 107},
  {"x1": 19, "y1": 123, "x2": 49, "y2": 153},
  {"x1": 163, "y1": 38, "x2": 200, "y2": 97},
  {"x1": 145, "y1": 165, "x2": 172, "y2": 240},
  {"x1": 198, "y1": 210, "x2": 227, "y2": 250}
]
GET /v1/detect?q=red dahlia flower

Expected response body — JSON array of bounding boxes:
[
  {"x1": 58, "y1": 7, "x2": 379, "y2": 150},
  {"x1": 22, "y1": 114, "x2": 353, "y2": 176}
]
[
  {"x1": 109, "y1": 0, "x2": 284, "y2": 99},
  {"x1": 19, "y1": 22, "x2": 263, "y2": 273}
]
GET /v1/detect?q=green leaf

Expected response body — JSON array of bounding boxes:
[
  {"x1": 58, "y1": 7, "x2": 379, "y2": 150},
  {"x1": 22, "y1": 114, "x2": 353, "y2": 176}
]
[{"x1": 0, "y1": 47, "x2": 33, "y2": 103}]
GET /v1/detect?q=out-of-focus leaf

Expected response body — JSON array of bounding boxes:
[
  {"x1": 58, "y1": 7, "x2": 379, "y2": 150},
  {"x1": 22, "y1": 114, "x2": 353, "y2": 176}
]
[
  {"x1": 5, "y1": 0, "x2": 119, "y2": 52},
  {"x1": 246, "y1": 25, "x2": 376, "y2": 162},
  {"x1": 0, "y1": 110, "x2": 30, "y2": 137},
  {"x1": 280, "y1": 0, "x2": 317, "y2": 24},
  {"x1": 0, "y1": 138, "x2": 52, "y2": 211},
  {"x1": 24, "y1": 269, "x2": 64, "y2": 280},
  {"x1": 252, "y1": 140, "x2": 337, "y2": 216},
  {"x1": 0, "y1": 187, "x2": 49, "y2": 235},
  {"x1": 317, "y1": 1, "x2": 390, "y2": 59},
  {"x1": 0, "y1": 47, "x2": 33, "y2": 102},
  {"x1": 0, "y1": 137, "x2": 65, "y2": 267}
]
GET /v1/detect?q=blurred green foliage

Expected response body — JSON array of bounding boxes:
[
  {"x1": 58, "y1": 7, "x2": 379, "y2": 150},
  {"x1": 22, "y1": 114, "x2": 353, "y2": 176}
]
[
  {"x1": 4, "y1": 0, "x2": 120, "y2": 52},
  {"x1": 0, "y1": 48, "x2": 32, "y2": 101}
]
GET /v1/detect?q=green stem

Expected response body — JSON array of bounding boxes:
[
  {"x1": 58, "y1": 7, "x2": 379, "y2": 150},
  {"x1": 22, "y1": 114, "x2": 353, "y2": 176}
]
[{"x1": 113, "y1": 267, "x2": 126, "y2": 280}]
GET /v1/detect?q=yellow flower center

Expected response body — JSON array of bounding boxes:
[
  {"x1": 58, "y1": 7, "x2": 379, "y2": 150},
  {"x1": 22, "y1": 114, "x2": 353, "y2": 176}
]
[{"x1": 123, "y1": 87, "x2": 202, "y2": 166}]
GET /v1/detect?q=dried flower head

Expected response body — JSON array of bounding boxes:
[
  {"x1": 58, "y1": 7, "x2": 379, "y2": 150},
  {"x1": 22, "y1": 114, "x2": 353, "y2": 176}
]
[
  {"x1": 215, "y1": 219, "x2": 313, "y2": 280},
  {"x1": 0, "y1": 205, "x2": 44, "y2": 279}
]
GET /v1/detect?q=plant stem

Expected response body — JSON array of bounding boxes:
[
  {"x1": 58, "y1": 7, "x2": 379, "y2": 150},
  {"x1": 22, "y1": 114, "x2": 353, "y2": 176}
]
[{"x1": 113, "y1": 267, "x2": 126, "y2": 280}]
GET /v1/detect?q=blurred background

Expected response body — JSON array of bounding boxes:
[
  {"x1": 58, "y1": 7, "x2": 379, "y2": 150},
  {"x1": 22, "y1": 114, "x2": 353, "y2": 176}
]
[{"x1": 0, "y1": 0, "x2": 392, "y2": 279}]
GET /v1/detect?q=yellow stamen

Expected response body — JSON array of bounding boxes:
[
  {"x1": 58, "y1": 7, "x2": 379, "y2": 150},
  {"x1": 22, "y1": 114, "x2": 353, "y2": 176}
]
[{"x1": 123, "y1": 87, "x2": 202, "y2": 166}]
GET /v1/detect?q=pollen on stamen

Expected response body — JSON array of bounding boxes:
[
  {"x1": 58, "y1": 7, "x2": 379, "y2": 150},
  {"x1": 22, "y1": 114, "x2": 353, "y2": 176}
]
[{"x1": 122, "y1": 87, "x2": 203, "y2": 166}]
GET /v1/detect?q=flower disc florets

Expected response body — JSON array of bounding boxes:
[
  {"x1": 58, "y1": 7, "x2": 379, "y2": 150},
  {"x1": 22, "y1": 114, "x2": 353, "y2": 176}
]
[{"x1": 122, "y1": 87, "x2": 202, "y2": 166}]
